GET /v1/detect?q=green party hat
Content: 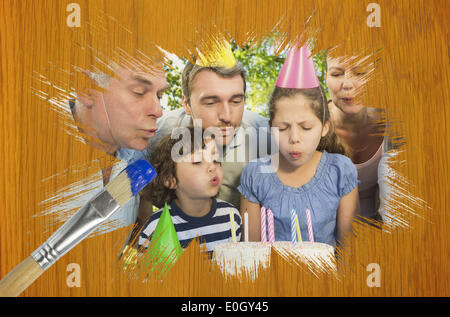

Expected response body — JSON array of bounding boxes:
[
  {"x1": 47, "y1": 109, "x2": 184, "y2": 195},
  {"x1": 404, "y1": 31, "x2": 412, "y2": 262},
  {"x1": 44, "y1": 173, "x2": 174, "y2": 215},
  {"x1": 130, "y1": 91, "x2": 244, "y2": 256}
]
[{"x1": 141, "y1": 202, "x2": 182, "y2": 278}]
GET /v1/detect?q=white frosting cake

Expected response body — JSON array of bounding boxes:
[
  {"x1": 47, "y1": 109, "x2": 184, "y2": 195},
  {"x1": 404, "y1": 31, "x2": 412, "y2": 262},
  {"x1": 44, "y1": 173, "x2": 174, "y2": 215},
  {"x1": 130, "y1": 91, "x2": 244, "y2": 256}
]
[
  {"x1": 213, "y1": 241, "x2": 335, "y2": 278},
  {"x1": 272, "y1": 241, "x2": 335, "y2": 271},
  {"x1": 213, "y1": 242, "x2": 271, "y2": 279}
]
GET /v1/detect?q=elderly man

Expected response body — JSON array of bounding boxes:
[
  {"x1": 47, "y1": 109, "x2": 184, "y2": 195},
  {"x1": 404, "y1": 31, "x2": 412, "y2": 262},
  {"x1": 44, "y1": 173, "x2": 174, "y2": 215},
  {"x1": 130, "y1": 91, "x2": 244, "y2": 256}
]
[
  {"x1": 138, "y1": 58, "x2": 273, "y2": 222},
  {"x1": 70, "y1": 66, "x2": 168, "y2": 229},
  {"x1": 75, "y1": 67, "x2": 168, "y2": 154}
]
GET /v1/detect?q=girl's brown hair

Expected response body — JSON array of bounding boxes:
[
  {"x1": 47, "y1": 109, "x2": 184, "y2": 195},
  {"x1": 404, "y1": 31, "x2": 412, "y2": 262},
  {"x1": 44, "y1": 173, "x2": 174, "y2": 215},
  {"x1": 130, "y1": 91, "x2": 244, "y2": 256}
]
[
  {"x1": 268, "y1": 85, "x2": 348, "y2": 155},
  {"x1": 140, "y1": 126, "x2": 210, "y2": 209}
]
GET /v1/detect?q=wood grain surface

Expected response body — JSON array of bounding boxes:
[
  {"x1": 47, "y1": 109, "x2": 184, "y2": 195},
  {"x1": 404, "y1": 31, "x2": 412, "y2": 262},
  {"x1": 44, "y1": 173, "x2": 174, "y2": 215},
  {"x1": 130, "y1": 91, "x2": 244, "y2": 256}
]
[{"x1": 0, "y1": 0, "x2": 448, "y2": 296}]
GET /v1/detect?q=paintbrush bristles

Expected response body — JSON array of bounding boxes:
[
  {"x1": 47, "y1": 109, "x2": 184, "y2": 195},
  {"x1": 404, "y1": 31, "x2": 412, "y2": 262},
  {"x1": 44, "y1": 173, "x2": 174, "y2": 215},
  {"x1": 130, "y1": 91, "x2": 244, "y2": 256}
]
[{"x1": 105, "y1": 172, "x2": 133, "y2": 206}]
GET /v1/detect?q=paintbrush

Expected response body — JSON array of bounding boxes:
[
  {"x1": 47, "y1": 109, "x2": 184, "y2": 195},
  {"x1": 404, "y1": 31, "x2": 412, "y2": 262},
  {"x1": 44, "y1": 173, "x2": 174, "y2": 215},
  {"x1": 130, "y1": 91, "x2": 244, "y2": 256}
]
[{"x1": 0, "y1": 159, "x2": 157, "y2": 297}]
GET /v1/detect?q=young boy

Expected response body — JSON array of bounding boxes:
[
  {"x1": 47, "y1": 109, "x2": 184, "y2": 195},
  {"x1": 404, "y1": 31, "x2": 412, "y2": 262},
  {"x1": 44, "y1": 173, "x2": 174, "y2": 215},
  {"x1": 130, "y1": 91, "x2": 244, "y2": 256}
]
[{"x1": 138, "y1": 126, "x2": 241, "y2": 254}]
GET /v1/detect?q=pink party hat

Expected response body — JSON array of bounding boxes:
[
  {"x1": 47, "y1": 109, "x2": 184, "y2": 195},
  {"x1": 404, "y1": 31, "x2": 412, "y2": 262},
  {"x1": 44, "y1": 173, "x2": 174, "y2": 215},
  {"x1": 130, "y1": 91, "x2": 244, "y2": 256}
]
[{"x1": 276, "y1": 44, "x2": 319, "y2": 89}]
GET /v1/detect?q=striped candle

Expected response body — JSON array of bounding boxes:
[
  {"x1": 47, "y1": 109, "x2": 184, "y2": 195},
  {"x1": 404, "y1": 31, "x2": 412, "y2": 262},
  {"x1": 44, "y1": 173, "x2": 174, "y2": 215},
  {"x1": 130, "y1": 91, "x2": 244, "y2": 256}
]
[
  {"x1": 260, "y1": 206, "x2": 267, "y2": 242},
  {"x1": 290, "y1": 209, "x2": 297, "y2": 243},
  {"x1": 229, "y1": 209, "x2": 236, "y2": 243},
  {"x1": 295, "y1": 214, "x2": 302, "y2": 243},
  {"x1": 305, "y1": 208, "x2": 314, "y2": 242},
  {"x1": 267, "y1": 208, "x2": 275, "y2": 243}
]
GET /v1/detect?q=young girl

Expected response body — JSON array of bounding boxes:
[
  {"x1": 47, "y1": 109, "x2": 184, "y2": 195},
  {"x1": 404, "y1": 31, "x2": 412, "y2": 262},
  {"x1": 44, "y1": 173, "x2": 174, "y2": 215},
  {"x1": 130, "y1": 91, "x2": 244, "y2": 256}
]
[
  {"x1": 138, "y1": 126, "x2": 241, "y2": 254},
  {"x1": 238, "y1": 45, "x2": 359, "y2": 247}
]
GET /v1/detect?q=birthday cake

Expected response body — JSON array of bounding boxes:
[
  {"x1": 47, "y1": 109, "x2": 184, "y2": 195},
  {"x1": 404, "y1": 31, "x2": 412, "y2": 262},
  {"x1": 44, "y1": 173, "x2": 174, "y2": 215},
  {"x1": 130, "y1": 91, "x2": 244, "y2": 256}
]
[
  {"x1": 214, "y1": 205, "x2": 336, "y2": 278},
  {"x1": 213, "y1": 241, "x2": 335, "y2": 278},
  {"x1": 213, "y1": 242, "x2": 271, "y2": 278},
  {"x1": 272, "y1": 241, "x2": 335, "y2": 269}
]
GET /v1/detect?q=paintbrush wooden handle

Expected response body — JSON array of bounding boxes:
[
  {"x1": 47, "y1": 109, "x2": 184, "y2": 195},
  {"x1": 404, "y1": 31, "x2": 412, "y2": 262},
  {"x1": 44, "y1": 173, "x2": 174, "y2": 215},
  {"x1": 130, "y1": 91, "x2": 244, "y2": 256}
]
[{"x1": 0, "y1": 256, "x2": 44, "y2": 297}]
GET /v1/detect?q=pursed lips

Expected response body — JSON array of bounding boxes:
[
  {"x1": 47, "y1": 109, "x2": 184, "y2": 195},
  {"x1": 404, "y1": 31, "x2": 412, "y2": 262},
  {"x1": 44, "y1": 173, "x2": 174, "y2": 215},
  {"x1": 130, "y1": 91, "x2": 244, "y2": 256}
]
[
  {"x1": 288, "y1": 151, "x2": 302, "y2": 159},
  {"x1": 142, "y1": 128, "x2": 157, "y2": 137},
  {"x1": 219, "y1": 126, "x2": 235, "y2": 134},
  {"x1": 210, "y1": 176, "x2": 219, "y2": 185},
  {"x1": 340, "y1": 95, "x2": 354, "y2": 102}
]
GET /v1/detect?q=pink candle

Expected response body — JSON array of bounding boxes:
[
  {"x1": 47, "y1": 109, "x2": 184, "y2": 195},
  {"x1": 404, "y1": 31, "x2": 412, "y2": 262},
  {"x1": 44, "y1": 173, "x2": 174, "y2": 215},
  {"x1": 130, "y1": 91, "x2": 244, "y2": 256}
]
[
  {"x1": 267, "y1": 208, "x2": 275, "y2": 243},
  {"x1": 260, "y1": 206, "x2": 267, "y2": 242},
  {"x1": 305, "y1": 208, "x2": 314, "y2": 242}
]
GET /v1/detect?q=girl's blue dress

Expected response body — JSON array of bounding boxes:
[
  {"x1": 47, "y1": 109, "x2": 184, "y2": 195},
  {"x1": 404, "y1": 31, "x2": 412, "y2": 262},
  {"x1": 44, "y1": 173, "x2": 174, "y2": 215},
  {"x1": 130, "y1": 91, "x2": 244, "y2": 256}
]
[{"x1": 238, "y1": 151, "x2": 358, "y2": 246}]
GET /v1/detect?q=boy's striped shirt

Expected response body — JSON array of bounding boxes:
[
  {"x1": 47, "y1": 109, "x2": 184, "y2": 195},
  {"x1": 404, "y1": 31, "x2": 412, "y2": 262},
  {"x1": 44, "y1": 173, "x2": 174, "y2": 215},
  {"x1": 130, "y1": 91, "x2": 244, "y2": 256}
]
[{"x1": 138, "y1": 198, "x2": 241, "y2": 253}]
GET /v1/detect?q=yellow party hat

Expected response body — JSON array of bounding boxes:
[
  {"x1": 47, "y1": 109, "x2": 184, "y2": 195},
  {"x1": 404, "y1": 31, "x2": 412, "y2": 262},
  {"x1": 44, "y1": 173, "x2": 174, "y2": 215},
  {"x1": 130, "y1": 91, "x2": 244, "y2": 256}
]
[{"x1": 196, "y1": 38, "x2": 237, "y2": 69}]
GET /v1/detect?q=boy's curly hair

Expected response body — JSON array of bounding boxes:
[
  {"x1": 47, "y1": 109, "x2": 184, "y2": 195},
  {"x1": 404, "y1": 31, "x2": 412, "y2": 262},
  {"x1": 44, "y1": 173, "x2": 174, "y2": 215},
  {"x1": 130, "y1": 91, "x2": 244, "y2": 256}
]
[{"x1": 140, "y1": 126, "x2": 210, "y2": 209}]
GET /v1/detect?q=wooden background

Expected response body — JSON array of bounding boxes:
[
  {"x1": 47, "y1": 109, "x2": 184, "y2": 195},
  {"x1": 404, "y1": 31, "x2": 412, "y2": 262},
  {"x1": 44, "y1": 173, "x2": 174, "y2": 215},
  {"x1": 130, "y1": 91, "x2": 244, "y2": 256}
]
[{"x1": 0, "y1": 0, "x2": 449, "y2": 296}]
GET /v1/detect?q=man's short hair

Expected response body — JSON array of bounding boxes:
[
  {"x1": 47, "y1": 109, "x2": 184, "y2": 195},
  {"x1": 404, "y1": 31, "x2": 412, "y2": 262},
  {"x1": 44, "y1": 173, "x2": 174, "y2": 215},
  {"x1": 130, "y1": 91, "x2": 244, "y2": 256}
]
[
  {"x1": 71, "y1": 71, "x2": 111, "y2": 113},
  {"x1": 87, "y1": 71, "x2": 111, "y2": 89},
  {"x1": 181, "y1": 61, "x2": 246, "y2": 102}
]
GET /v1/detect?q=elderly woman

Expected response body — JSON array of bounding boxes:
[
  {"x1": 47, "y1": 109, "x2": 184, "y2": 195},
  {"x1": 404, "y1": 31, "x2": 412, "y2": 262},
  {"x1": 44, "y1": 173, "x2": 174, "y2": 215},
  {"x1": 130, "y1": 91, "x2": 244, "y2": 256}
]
[{"x1": 326, "y1": 56, "x2": 396, "y2": 224}]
